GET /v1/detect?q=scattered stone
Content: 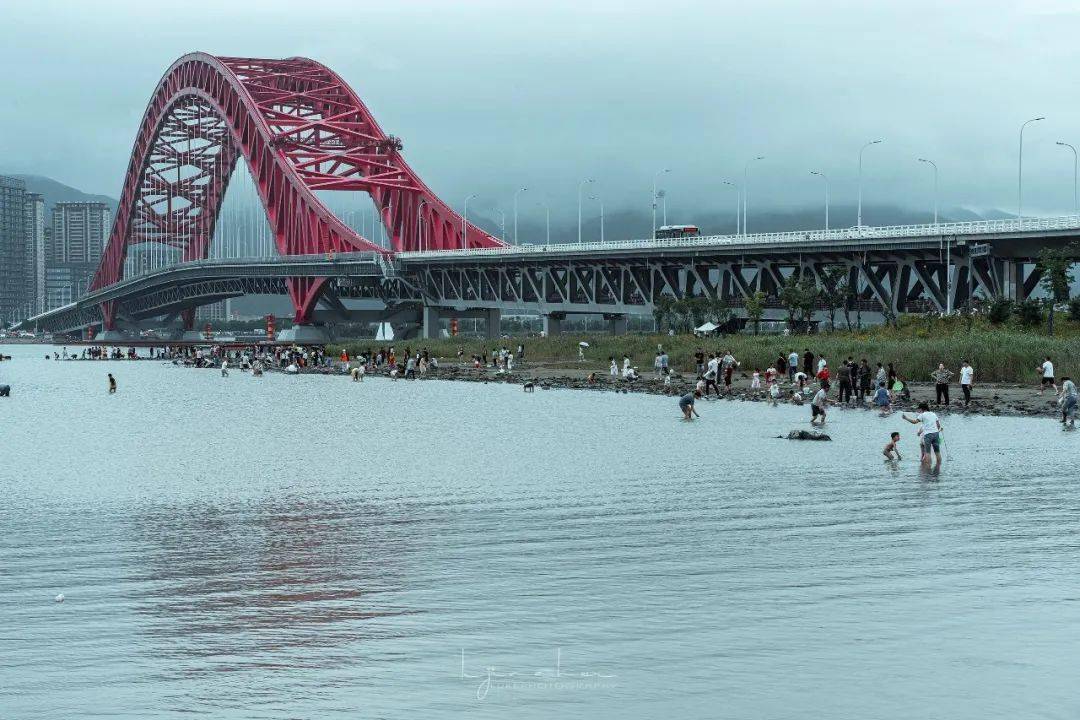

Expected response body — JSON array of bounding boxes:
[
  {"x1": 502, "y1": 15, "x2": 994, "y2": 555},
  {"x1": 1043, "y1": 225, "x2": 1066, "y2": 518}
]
[{"x1": 786, "y1": 429, "x2": 831, "y2": 441}]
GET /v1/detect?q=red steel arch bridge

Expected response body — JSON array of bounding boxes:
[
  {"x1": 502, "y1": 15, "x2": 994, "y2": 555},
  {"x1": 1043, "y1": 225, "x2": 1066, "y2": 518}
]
[{"x1": 30, "y1": 53, "x2": 1080, "y2": 341}]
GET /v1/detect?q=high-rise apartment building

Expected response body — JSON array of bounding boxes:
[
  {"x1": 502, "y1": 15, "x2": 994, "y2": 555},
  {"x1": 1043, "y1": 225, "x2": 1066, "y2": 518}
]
[
  {"x1": 25, "y1": 193, "x2": 45, "y2": 314},
  {"x1": 0, "y1": 176, "x2": 29, "y2": 323},
  {"x1": 45, "y1": 201, "x2": 112, "y2": 311}
]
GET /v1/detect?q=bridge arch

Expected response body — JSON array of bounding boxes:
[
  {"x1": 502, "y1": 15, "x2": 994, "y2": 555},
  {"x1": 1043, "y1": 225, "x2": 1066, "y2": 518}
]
[{"x1": 93, "y1": 53, "x2": 502, "y2": 328}]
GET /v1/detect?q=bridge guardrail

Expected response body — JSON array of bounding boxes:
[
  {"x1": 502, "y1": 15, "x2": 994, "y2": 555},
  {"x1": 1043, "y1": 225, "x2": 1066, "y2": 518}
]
[{"x1": 397, "y1": 214, "x2": 1080, "y2": 259}]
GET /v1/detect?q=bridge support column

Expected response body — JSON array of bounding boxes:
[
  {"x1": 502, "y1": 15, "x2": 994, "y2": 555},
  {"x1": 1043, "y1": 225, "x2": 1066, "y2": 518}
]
[
  {"x1": 543, "y1": 312, "x2": 565, "y2": 336},
  {"x1": 484, "y1": 308, "x2": 501, "y2": 339},
  {"x1": 604, "y1": 313, "x2": 628, "y2": 335},
  {"x1": 181, "y1": 308, "x2": 196, "y2": 331},
  {"x1": 422, "y1": 306, "x2": 444, "y2": 339},
  {"x1": 276, "y1": 324, "x2": 331, "y2": 344}
]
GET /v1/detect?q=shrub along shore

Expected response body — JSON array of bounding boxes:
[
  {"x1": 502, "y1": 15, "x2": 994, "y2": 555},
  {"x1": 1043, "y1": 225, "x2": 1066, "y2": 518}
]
[{"x1": 328, "y1": 316, "x2": 1079, "y2": 385}]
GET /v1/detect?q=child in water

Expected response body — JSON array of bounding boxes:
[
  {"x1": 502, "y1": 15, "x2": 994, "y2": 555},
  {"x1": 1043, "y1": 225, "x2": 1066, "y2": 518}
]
[{"x1": 883, "y1": 431, "x2": 902, "y2": 461}]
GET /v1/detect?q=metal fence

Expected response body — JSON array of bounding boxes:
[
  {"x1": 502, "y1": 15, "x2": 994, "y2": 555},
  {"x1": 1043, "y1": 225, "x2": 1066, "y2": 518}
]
[{"x1": 399, "y1": 214, "x2": 1080, "y2": 259}]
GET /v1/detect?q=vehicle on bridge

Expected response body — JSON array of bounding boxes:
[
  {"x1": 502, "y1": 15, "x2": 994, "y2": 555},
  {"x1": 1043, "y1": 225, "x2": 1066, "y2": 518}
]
[{"x1": 655, "y1": 224, "x2": 701, "y2": 240}]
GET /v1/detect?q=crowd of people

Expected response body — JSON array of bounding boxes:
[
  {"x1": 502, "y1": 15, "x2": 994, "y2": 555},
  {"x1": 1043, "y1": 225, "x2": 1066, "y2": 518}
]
[{"x1": 675, "y1": 346, "x2": 1078, "y2": 433}]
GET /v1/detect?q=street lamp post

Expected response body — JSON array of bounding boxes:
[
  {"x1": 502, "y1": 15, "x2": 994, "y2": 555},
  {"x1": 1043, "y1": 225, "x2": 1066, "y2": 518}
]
[
  {"x1": 652, "y1": 168, "x2": 670, "y2": 239},
  {"x1": 857, "y1": 140, "x2": 882, "y2": 229},
  {"x1": 1056, "y1": 140, "x2": 1078, "y2": 214},
  {"x1": 722, "y1": 180, "x2": 738, "y2": 234},
  {"x1": 809, "y1": 171, "x2": 829, "y2": 231},
  {"x1": 512, "y1": 187, "x2": 527, "y2": 244},
  {"x1": 494, "y1": 209, "x2": 506, "y2": 243},
  {"x1": 578, "y1": 178, "x2": 594, "y2": 244},
  {"x1": 1018, "y1": 116, "x2": 1044, "y2": 228},
  {"x1": 916, "y1": 158, "x2": 938, "y2": 225},
  {"x1": 462, "y1": 193, "x2": 477, "y2": 249},
  {"x1": 917, "y1": 157, "x2": 947, "y2": 312},
  {"x1": 742, "y1": 156, "x2": 765, "y2": 235},
  {"x1": 537, "y1": 202, "x2": 550, "y2": 244},
  {"x1": 589, "y1": 195, "x2": 605, "y2": 242}
]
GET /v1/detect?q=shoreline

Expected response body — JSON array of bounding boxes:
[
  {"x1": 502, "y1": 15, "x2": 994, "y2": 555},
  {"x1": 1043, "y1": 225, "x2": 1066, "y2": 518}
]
[
  {"x1": 22, "y1": 352, "x2": 1068, "y2": 420},
  {"x1": 277, "y1": 360, "x2": 1065, "y2": 420}
]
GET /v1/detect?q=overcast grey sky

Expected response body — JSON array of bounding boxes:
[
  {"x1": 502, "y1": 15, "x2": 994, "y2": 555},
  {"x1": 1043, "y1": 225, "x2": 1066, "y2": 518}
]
[{"x1": 4, "y1": 0, "x2": 1080, "y2": 224}]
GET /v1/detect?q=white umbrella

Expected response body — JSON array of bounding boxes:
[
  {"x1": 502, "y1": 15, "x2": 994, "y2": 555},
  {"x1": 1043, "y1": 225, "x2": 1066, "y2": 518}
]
[{"x1": 579, "y1": 341, "x2": 590, "y2": 347}]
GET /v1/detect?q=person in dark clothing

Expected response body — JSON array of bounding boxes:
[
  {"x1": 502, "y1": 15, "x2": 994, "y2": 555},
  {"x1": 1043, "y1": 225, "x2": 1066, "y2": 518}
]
[
  {"x1": 857, "y1": 359, "x2": 872, "y2": 401},
  {"x1": 837, "y1": 361, "x2": 853, "y2": 404},
  {"x1": 803, "y1": 349, "x2": 814, "y2": 377},
  {"x1": 887, "y1": 362, "x2": 897, "y2": 388},
  {"x1": 776, "y1": 354, "x2": 787, "y2": 377}
]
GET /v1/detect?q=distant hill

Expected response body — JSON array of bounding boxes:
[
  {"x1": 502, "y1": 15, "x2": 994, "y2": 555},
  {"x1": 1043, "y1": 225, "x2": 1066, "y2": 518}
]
[{"x1": 4, "y1": 174, "x2": 118, "y2": 217}]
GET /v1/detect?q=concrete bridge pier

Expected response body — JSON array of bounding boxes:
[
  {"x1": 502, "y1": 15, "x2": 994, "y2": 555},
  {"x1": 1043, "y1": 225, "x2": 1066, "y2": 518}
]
[
  {"x1": 277, "y1": 324, "x2": 331, "y2": 344},
  {"x1": 421, "y1": 306, "x2": 441, "y2": 340},
  {"x1": 542, "y1": 312, "x2": 566, "y2": 336},
  {"x1": 604, "y1": 313, "x2": 628, "y2": 335},
  {"x1": 483, "y1": 308, "x2": 501, "y2": 339}
]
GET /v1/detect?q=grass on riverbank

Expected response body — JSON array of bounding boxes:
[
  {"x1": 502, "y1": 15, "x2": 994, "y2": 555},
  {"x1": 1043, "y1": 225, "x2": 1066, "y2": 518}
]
[{"x1": 329, "y1": 316, "x2": 1080, "y2": 384}]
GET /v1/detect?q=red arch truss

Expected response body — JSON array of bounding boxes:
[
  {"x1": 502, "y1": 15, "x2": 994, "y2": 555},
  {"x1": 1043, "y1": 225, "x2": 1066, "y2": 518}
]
[{"x1": 92, "y1": 53, "x2": 503, "y2": 326}]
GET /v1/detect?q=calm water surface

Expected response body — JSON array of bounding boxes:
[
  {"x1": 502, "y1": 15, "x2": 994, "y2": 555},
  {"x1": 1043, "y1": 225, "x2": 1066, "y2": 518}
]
[{"x1": 1, "y1": 344, "x2": 1079, "y2": 719}]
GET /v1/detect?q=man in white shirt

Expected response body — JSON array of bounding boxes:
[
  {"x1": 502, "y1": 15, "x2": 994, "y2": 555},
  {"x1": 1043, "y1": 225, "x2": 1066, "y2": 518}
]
[
  {"x1": 810, "y1": 386, "x2": 828, "y2": 425},
  {"x1": 1039, "y1": 356, "x2": 1057, "y2": 394},
  {"x1": 904, "y1": 402, "x2": 943, "y2": 471},
  {"x1": 816, "y1": 356, "x2": 827, "y2": 375},
  {"x1": 787, "y1": 350, "x2": 799, "y2": 383},
  {"x1": 959, "y1": 360, "x2": 974, "y2": 408},
  {"x1": 704, "y1": 353, "x2": 720, "y2": 396}
]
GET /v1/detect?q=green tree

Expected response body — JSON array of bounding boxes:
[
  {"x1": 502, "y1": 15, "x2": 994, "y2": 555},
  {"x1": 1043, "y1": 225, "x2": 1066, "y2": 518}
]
[
  {"x1": 1014, "y1": 298, "x2": 1043, "y2": 327},
  {"x1": 707, "y1": 296, "x2": 732, "y2": 327},
  {"x1": 744, "y1": 290, "x2": 766, "y2": 335},
  {"x1": 779, "y1": 275, "x2": 818, "y2": 333},
  {"x1": 1037, "y1": 243, "x2": 1078, "y2": 335},
  {"x1": 818, "y1": 265, "x2": 849, "y2": 332},
  {"x1": 652, "y1": 295, "x2": 675, "y2": 332},
  {"x1": 987, "y1": 298, "x2": 1013, "y2": 324}
]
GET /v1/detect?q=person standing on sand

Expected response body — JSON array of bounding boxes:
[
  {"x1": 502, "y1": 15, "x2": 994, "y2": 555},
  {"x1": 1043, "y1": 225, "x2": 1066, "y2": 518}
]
[
  {"x1": 1038, "y1": 356, "x2": 1057, "y2": 395},
  {"x1": 803, "y1": 349, "x2": 814, "y2": 377},
  {"x1": 610, "y1": 356, "x2": 618, "y2": 377},
  {"x1": 694, "y1": 349, "x2": 705, "y2": 376},
  {"x1": 679, "y1": 389, "x2": 702, "y2": 420},
  {"x1": 931, "y1": 363, "x2": 953, "y2": 406},
  {"x1": 721, "y1": 350, "x2": 737, "y2": 389},
  {"x1": 857, "y1": 359, "x2": 872, "y2": 402},
  {"x1": 837, "y1": 361, "x2": 853, "y2": 404},
  {"x1": 653, "y1": 352, "x2": 663, "y2": 379},
  {"x1": 622, "y1": 355, "x2": 632, "y2": 378},
  {"x1": 959, "y1": 360, "x2": 974, "y2": 407},
  {"x1": 704, "y1": 354, "x2": 720, "y2": 396},
  {"x1": 789, "y1": 350, "x2": 800, "y2": 384},
  {"x1": 108, "y1": 374, "x2": 117, "y2": 394}
]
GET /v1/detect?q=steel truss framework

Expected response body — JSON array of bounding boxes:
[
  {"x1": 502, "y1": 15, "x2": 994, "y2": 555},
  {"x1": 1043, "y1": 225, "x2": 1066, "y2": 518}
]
[
  {"x1": 404, "y1": 248, "x2": 1042, "y2": 317},
  {"x1": 93, "y1": 52, "x2": 502, "y2": 329}
]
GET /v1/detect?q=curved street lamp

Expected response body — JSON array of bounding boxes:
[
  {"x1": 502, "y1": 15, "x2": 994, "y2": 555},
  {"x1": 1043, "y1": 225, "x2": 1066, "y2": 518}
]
[{"x1": 857, "y1": 140, "x2": 882, "y2": 229}]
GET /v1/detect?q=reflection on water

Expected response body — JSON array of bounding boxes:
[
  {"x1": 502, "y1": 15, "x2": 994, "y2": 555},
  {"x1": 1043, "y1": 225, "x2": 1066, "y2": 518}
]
[{"x1": 1, "y1": 344, "x2": 1079, "y2": 719}]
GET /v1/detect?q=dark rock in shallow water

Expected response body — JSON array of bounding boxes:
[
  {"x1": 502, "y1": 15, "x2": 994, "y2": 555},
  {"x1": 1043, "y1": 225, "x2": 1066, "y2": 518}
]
[{"x1": 786, "y1": 429, "x2": 831, "y2": 441}]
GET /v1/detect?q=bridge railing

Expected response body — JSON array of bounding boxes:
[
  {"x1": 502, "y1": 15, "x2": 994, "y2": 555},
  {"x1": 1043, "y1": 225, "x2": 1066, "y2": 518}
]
[{"x1": 398, "y1": 214, "x2": 1080, "y2": 259}]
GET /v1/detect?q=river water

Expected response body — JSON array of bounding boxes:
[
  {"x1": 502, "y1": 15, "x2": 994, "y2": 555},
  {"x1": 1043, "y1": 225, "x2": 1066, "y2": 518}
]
[{"x1": 1, "y1": 343, "x2": 1078, "y2": 719}]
